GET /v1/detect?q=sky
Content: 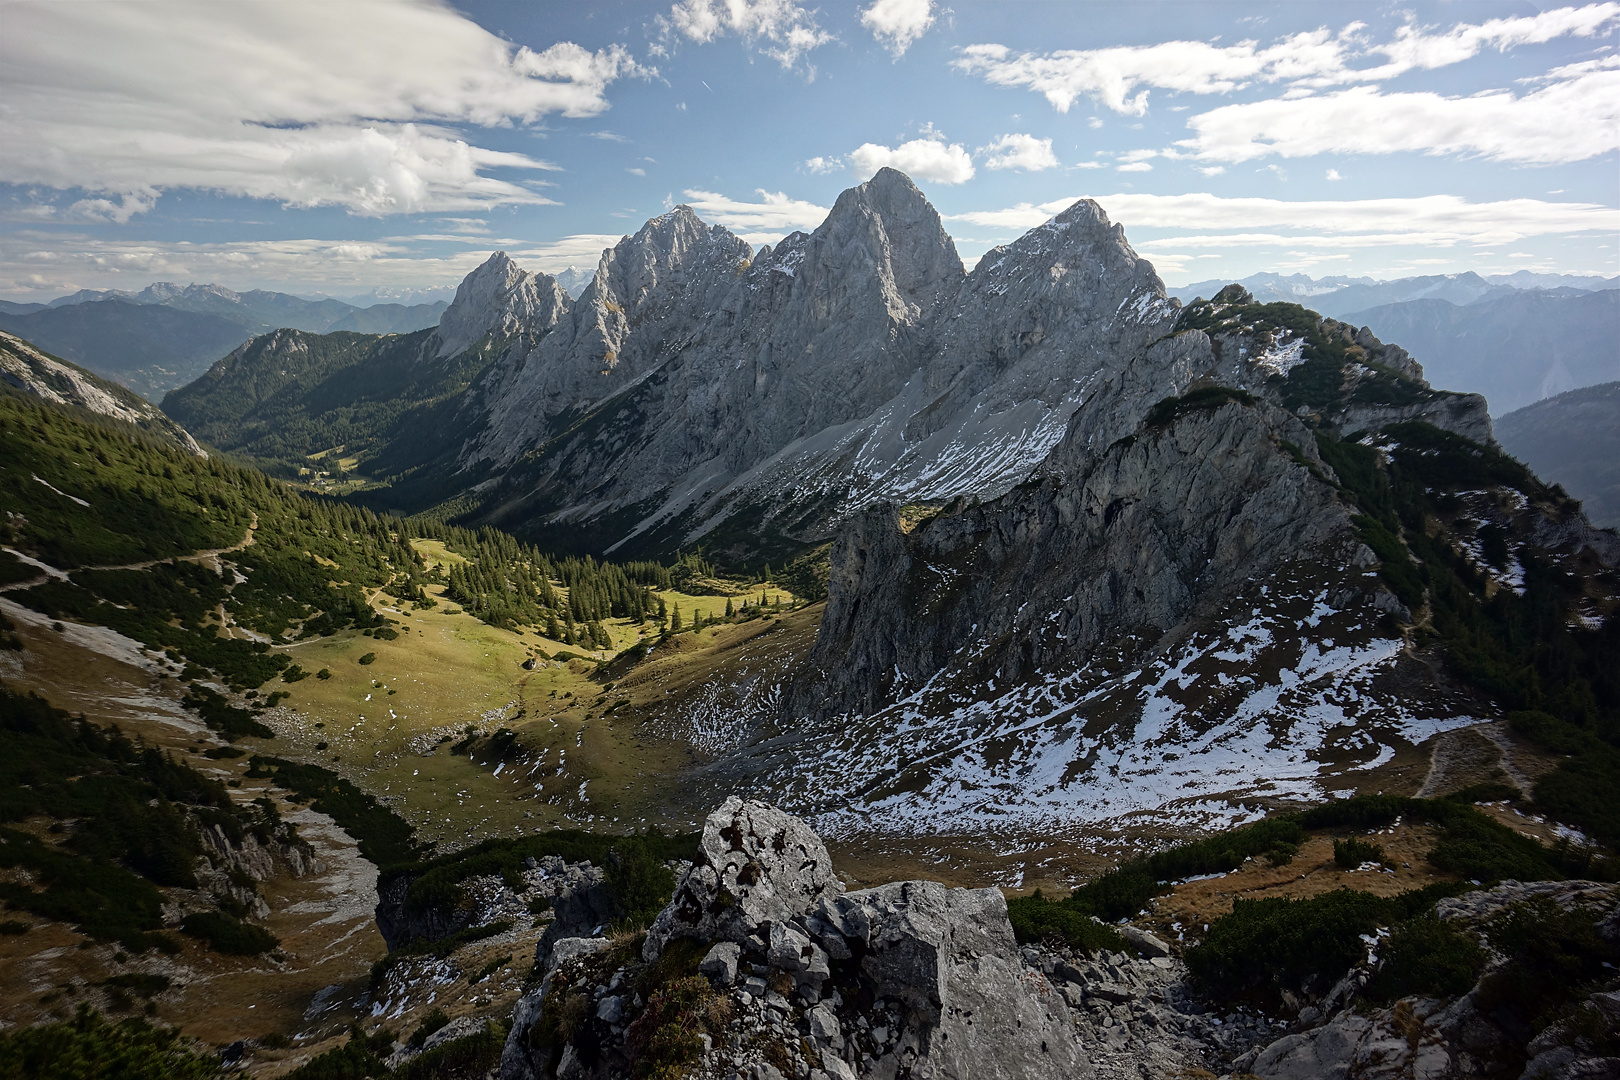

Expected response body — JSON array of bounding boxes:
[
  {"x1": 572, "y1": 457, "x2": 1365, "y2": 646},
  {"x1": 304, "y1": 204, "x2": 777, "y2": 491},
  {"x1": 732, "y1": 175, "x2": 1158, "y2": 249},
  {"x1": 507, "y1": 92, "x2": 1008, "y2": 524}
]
[{"x1": 1, "y1": 0, "x2": 1616, "y2": 301}]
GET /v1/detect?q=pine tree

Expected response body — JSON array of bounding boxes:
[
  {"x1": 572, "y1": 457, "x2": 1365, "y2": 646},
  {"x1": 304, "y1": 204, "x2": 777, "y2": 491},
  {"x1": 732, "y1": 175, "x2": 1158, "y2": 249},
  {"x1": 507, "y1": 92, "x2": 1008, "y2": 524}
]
[
  {"x1": 725, "y1": 597, "x2": 734, "y2": 618},
  {"x1": 670, "y1": 603, "x2": 683, "y2": 632}
]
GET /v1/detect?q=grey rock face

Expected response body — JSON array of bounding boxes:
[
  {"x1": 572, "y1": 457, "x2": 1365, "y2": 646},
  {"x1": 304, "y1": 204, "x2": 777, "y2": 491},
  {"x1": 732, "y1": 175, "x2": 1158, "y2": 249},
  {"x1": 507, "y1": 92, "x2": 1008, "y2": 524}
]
[
  {"x1": 500, "y1": 935, "x2": 613, "y2": 1080},
  {"x1": 700, "y1": 940, "x2": 742, "y2": 984},
  {"x1": 825, "y1": 880, "x2": 1090, "y2": 1080},
  {"x1": 643, "y1": 795, "x2": 842, "y2": 960},
  {"x1": 434, "y1": 251, "x2": 568, "y2": 360}
]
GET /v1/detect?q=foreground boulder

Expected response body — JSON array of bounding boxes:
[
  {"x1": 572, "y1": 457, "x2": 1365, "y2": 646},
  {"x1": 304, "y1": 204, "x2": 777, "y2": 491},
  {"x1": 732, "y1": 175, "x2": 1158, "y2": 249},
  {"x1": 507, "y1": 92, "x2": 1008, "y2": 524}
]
[
  {"x1": 642, "y1": 795, "x2": 843, "y2": 961},
  {"x1": 501, "y1": 798, "x2": 1090, "y2": 1080}
]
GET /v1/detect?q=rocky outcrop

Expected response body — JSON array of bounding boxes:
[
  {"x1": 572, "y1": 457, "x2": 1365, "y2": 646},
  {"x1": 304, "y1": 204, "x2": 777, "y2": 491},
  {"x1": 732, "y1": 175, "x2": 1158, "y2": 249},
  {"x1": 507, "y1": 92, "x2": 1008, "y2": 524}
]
[
  {"x1": 375, "y1": 855, "x2": 608, "y2": 954},
  {"x1": 0, "y1": 330, "x2": 205, "y2": 454},
  {"x1": 501, "y1": 800, "x2": 1091, "y2": 1080},
  {"x1": 643, "y1": 796, "x2": 842, "y2": 961}
]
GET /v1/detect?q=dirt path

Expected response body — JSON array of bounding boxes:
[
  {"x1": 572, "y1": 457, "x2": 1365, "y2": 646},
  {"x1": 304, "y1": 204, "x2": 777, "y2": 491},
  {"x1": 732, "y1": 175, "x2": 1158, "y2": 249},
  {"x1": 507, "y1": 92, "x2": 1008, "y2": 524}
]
[
  {"x1": 0, "y1": 512, "x2": 257, "y2": 592},
  {"x1": 1415, "y1": 720, "x2": 1534, "y2": 799}
]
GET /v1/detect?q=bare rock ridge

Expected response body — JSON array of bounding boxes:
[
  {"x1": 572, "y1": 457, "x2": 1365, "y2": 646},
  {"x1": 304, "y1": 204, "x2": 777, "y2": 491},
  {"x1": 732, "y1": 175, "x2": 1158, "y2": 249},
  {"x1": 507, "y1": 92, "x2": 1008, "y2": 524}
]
[
  {"x1": 500, "y1": 797, "x2": 1090, "y2": 1080},
  {"x1": 0, "y1": 329, "x2": 205, "y2": 455},
  {"x1": 376, "y1": 803, "x2": 1617, "y2": 1080}
]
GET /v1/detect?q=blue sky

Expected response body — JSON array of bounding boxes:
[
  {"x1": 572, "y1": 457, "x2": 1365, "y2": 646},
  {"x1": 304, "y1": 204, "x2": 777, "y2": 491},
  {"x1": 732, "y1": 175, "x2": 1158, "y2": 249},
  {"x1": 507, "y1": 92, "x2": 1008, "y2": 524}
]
[{"x1": 1, "y1": 0, "x2": 1615, "y2": 300}]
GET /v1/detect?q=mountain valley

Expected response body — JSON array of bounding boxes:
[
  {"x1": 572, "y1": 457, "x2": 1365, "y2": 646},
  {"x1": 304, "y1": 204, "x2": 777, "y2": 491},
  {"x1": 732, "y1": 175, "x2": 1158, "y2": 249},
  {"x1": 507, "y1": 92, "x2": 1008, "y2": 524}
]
[{"x1": 2, "y1": 172, "x2": 1618, "y2": 1079}]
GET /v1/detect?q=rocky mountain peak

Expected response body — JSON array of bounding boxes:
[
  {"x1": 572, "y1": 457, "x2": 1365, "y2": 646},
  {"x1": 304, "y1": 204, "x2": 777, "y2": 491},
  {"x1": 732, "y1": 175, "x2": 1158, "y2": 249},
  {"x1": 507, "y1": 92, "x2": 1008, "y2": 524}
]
[
  {"x1": 812, "y1": 167, "x2": 963, "y2": 322},
  {"x1": 434, "y1": 251, "x2": 568, "y2": 359}
]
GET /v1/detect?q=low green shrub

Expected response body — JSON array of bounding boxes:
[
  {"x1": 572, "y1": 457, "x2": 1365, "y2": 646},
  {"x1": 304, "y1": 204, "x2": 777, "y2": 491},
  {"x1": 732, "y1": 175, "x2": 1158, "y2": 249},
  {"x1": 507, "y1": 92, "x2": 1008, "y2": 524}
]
[
  {"x1": 408, "y1": 1009, "x2": 449, "y2": 1048},
  {"x1": 1333, "y1": 837, "x2": 1385, "y2": 869},
  {"x1": 1368, "y1": 914, "x2": 1484, "y2": 1002},
  {"x1": 1143, "y1": 386, "x2": 1255, "y2": 430},
  {"x1": 250, "y1": 756, "x2": 427, "y2": 870},
  {"x1": 1006, "y1": 891, "x2": 1127, "y2": 954},
  {"x1": 401, "y1": 828, "x2": 694, "y2": 920},
  {"x1": 370, "y1": 921, "x2": 513, "y2": 992},
  {"x1": 1477, "y1": 896, "x2": 1620, "y2": 1031},
  {"x1": 1187, "y1": 882, "x2": 1473, "y2": 1003},
  {"x1": 394, "y1": 1021, "x2": 503, "y2": 1080},
  {"x1": 101, "y1": 973, "x2": 171, "y2": 998},
  {"x1": 604, "y1": 837, "x2": 676, "y2": 929},
  {"x1": 279, "y1": 1025, "x2": 393, "y2": 1080},
  {"x1": 179, "y1": 911, "x2": 278, "y2": 955},
  {"x1": 0, "y1": 1004, "x2": 218, "y2": 1080},
  {"x1": 1187, "y1": 888, "x2": 1391, "y2": 994}
]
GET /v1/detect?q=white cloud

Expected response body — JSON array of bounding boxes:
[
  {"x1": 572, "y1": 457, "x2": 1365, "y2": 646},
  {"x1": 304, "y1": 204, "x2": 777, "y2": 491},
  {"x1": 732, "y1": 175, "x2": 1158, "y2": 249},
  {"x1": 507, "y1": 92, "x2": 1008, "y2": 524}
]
[
  {"x1": 849, "y1": 131, "x2": 976, "y2": 184},
  {"x1": 954, "y1": 33, "x2": 1348, "y2": 115},
  {"x1": 0, "y1": 4, "x2": 654, "y2": 217},
  {"x1": 679, "y1": 188, "x2": 830, "y2": 241},
  {"x1": 1116, "y1": 162, "x2": 1154, "y2": 173},
  {"x1": 665, "y1": 0, "x2": 833, "y2": 70},
  {"x1": 508, "y1": 235, "x2": 630, "y2": 274},
  {"x1": 1197, "y1": 166, "x2": 1227, "y2": 176},
  {"x1": 1325, "y1": 169, "x2": 1343, "y2": 181},
  {"x1": 0, "y1": 231, "x2": 473, "y2": 299},
  {"x1": 861, "y1": 0, "x2": 935, "y2": 58},
  {"x1": 628, "y1": 167, "x2": 647, "y2": 176},
  {"x1": 953, "y1": 4, "x2": 1620, "y2": 114},
  {"x1": 979, "y1": 134, "x2": 1058, "y2": 171},
  {"x1": 1180, "y1": 69, "x2": 1620, "y2": 164},
  {"x1": 946, "y1": 192, "x2": 1618, "y2": 250},
  {"x1": 805, "y1": 156, "x2": 844, "y2": 174}
]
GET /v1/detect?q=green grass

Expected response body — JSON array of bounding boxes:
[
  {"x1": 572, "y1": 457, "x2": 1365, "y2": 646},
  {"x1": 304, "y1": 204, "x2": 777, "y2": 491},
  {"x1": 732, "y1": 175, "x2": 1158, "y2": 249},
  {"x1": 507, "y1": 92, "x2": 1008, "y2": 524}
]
[{"x1": 1007, "y1": 792, "x2": 1606, "y2": 953}]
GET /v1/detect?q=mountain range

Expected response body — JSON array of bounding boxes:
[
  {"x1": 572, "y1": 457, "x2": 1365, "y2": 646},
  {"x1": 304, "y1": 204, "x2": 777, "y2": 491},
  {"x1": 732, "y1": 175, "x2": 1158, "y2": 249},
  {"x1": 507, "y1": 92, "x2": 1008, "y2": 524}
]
[
  {"x1": 1165, "y1": 269, "x2": 1617, "y2": 315},
  {"x1": 154, "y1": 170, "x2": 1620, "y2": 840},
  {"x1": 0, "y1": 282, "x2": 447, "y2": 401}
]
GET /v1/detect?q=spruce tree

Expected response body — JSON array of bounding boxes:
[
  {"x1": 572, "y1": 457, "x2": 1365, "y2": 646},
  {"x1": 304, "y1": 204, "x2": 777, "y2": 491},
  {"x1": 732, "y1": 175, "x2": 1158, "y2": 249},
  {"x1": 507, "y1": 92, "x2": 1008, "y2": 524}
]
[{"x1": 671, "y1": 603, "x2": 683, "y2": 632}]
